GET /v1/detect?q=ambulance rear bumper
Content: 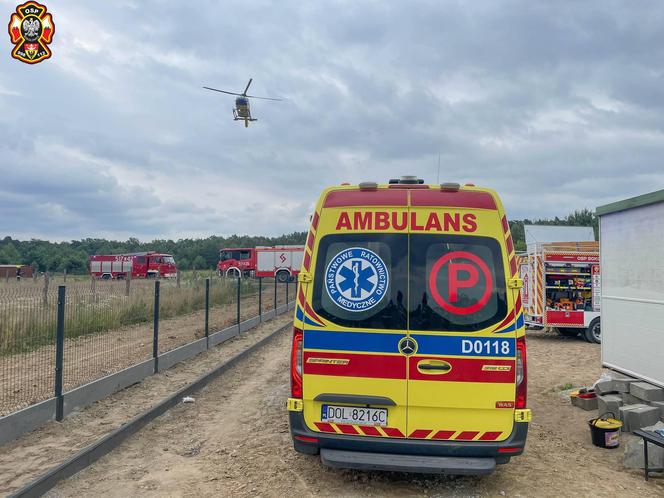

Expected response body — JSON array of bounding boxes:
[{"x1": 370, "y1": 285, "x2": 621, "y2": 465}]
[
  {"x1": 320, "y1": 448, "x2": 496, "y2": 475},
  {"x1": 289, "y1": 411, "x2": 528, "y2": 471}
]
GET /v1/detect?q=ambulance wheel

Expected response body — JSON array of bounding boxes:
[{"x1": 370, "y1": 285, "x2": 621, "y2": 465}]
[
  {"x1": 557, "y1": 328, "x2": 579, "y2": 338},
  {"x1": 276, "y1": 270, "x2": 289, "y2": 283},
  {"x1": 101, "y1": 274, "x2": 111, "y2": 280},
  {"x1": 584, "y1": 318, "x2": 601, "y2": 344}
]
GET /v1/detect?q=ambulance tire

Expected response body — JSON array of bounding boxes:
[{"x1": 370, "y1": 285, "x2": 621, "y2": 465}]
[
  {"x1": 584, "y1": 318, "x2": 601, "y2": 344},
  {"x1": 557, "y1": 328, "x2": 579, "y2": 338},
  {"x1": 101, "y1": 274, "x2": 112, "y2": 280},
  {"x1": 292, "y1": 439, "x2": 319, "y2": 455}
]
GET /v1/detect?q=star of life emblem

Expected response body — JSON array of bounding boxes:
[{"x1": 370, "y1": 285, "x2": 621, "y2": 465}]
[{"x1": 325, "y1": 247, "x2": 389, "y2": 312}]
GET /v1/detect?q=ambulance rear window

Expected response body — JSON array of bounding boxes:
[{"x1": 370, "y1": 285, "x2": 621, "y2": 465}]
[
  {"x1": 312, "y1": 234, "x2": 407, "y2": 330},
  {"x1": 409, "y1": 234, "x2": 507, "y2": 332}
]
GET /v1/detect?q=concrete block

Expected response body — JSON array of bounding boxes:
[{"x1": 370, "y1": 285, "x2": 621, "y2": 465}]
[
  {"x1": 598, "y1": 394, "x2": 623, "y2": 417},
  {"x1": 625, "y1": 405, "x2": 661, "y2": 432},
  {"x1": 571, "y1": 395, "x2": 598, "y2": 411},
  {"x1": 621, "y1": 393, "x2": 642, "y2": 405},
  {"x1": 630, "y1": 382, "x2": 664, "y2": 402},
  {"x1": 612, "y1": 374, "x2": 638, "y2": 393},
  {"x1": 595, "y1": 380, "x2": 616, "y2": 395},
  {"x1": 619, "y1": 404, "x2": 650, "y2": 432},
  {"x1": 651, "y1": 401, "x2": 664, "y2": 421},
  {"x1": 624, "y1": 423, "x2": 664, "y2": 469}
]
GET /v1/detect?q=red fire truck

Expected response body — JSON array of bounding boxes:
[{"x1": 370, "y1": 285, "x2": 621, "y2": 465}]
[
  {"x1": 519, "y1": 241, "x2": 601, "y2": 343},
  {"x1": 217, "y1": 245, "x2": 304, "y2": 282},
  {"x1": 89, "y1": 252, "x2": 177, "y2": 280}
]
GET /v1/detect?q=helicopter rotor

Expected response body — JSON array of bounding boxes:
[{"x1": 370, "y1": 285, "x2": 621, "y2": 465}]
[{"x1": 203, "y1": 78, "x2": 283, "y2": 101}]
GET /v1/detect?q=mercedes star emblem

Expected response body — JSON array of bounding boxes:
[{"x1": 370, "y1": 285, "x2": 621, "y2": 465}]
[{"x1": 398, "y1": 337, "x2": 418, "y2": 356}]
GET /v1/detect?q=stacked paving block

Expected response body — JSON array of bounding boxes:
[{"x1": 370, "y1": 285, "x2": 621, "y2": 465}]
[
  {"x1": 619, "y1": 404, "x2": 662, "y2": 432},
  {"x1": 651, "y1": 401, "x2": 664, "y2": 422},
  {"x1": 630, "y1": 382, "x2": 664, "y2": 402},
  {"x1": 586, "y1": 372, "x2": 664, "y2": 433},
  {"x1": 597, "y1": 394, "x2": 623, "y2": 417}
]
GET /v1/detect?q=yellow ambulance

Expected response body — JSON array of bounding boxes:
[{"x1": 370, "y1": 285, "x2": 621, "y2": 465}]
[{"x1": 287, "y1": 176, "x2": 531, "y2": 474}]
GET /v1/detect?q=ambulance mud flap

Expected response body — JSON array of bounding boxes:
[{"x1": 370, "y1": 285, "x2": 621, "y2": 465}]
[{"x1": 320, "y1": 449, "x2": 496, "y2": 475}]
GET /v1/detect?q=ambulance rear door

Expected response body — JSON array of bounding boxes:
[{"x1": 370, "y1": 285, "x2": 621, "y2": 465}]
[{"x1": 405, "y1": 190, "x2": 518, "y2": 442}]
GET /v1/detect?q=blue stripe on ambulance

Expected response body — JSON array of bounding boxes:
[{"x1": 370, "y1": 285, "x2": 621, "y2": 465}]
[{"x1": 303, "y1": 329, "x2": 515, "y2": 357}]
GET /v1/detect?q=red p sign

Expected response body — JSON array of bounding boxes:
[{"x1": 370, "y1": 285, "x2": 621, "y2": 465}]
[{"x1": 429, "y1": 251, "x2": 493, "y2": 315}]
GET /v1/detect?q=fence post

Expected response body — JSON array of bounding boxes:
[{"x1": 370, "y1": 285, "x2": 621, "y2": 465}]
[
  {"x1": 90, "y1": 275, "x2": 96, "y2": 301},
  {"x1": 286, "y1": 279, "x2": 289, "y2": 307},
  {"x1": 258, "y1": 277, "x2": 262, "y2": 322},
  {"x1": 125, "y1": 271, "x2": 131, "y2": 297},
  {"x1": 236, "y1": 276, "x2": 241, "y2": 331},
  {"x1": 55, "y1": 285, "x2": 66, "y2": 421},
  {"x1": 43, "y1": 272, "x2": 50, "y2": 306},
  {"x1": 63, "y1": 268, "x2": 67, "y2": 283},
  {"x1": 153, "y1": 280, "x2": 160, "y2": 373},
  {"x1": 205, "y1": 278, "x2": 210, "y2": 348},
  {"x1": 274, "y1": 277, "x2": 277, "y2": 311},
  {"x1": 177, "y1": 271, "x2": 181, "y2": 289}
]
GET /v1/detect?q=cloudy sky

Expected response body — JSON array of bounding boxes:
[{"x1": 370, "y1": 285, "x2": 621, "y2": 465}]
[{"x1": 1, "y1": 0, "x2": 664, "y2": 241}]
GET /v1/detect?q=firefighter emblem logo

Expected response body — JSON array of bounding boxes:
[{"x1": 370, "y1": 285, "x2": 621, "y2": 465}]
[{"x1": 8, "y1": 1, "x2": 54, "y2": 64}]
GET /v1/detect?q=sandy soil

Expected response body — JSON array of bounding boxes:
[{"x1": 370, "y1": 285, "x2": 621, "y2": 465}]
[
  {"x1": 34, "y1": 329, "x2": 664, "y2": 497},
  {"x1": 0, "y1": 314, "x2": 293, "y2": 496},
  {"x1": 1, "y1": 285, "x2": 289, "y2": 415}
]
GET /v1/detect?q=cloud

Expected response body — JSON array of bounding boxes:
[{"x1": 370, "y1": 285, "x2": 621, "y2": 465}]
[{"x1": 1, "y1": 0, "x2": 664, "y2": 241}]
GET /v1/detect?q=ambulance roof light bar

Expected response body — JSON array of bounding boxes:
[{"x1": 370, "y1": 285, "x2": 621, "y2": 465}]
[
  {"x1": 389, "y1": 176, "x2": 424, "y2": 185},
  {"x1": 359, "y1": 181, "x2": 378, "y2": 191},
  {"x1": 440, "y1": 182, "x2": 461, "y2": 191}
]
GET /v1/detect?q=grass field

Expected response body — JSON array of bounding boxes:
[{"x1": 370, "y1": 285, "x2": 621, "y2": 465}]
[{"x1": 0, "y1": 272, "x2": 263, "y2": 355}]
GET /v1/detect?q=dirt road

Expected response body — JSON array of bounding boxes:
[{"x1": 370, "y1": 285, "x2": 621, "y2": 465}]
[{"x1": 44, "y1": 329, "x2": 663, "y2": 497}]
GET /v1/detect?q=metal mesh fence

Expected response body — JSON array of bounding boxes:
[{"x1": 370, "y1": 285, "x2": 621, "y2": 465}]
[
  {"x1": 0, "y1": 281, "x2": 58, "y2": 415},
  {"x1": 0, "y1": 275, "x2": 295, "y2": 417},
  {"x1": 62, "y1": 280, "x2": 154, "y2": 392}
]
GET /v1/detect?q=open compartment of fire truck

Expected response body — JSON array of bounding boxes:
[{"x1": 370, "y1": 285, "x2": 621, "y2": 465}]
[{"x1": 520, "y1": 241, "x2": 601, "y2": 343}]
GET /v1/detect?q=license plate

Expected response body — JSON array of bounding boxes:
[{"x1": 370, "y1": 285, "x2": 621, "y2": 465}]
[{"x1": 321, "y1": 404, "x2": 387, "y2": 427}]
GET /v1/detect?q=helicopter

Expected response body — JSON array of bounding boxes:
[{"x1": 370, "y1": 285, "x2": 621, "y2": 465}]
[{"x1": 203, "y1": 78, "x2": 282, "y2": 127}]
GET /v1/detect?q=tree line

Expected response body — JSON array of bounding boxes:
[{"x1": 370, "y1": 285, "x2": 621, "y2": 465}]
[
  {"x1": 0, "y1": 232, "x2": 308, "y2": 274},
  {"x1": 0, "y1": 208, "x2": 598, "y2": 274}
]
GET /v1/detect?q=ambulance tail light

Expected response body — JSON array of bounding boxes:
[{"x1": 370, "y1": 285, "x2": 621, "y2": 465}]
[
  {"x1": 291, "y1": 327, "x2": 304, "y2": 398},
  {"x1": 515, "y1": 336, "x2": 527, "y2": 409}
]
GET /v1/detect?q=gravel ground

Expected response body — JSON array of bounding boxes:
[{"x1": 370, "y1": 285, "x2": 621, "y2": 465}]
[{"x1": 30, "y1": 328, "x2": 663, "y2": 497}]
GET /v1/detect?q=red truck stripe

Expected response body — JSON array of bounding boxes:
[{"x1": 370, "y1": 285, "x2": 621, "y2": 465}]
[
  {"x1": 408, "y1": 357, "x2": 515, "y2": 383},
  {"x1": 431, "y1": 430, "x2": 456, "y2": 440},
  {"x1": 358, "y1": 425, "x2": 382, "y2": 436},
  {"x1": 323, "y1": 190, "x2": 408, "y2": 207},
  {"x1": 303, "y1": 351, "x2": 406, "y2": 379},
  {"x1": 410, "y1": 190, "x2": 497, "y2": 209}
]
